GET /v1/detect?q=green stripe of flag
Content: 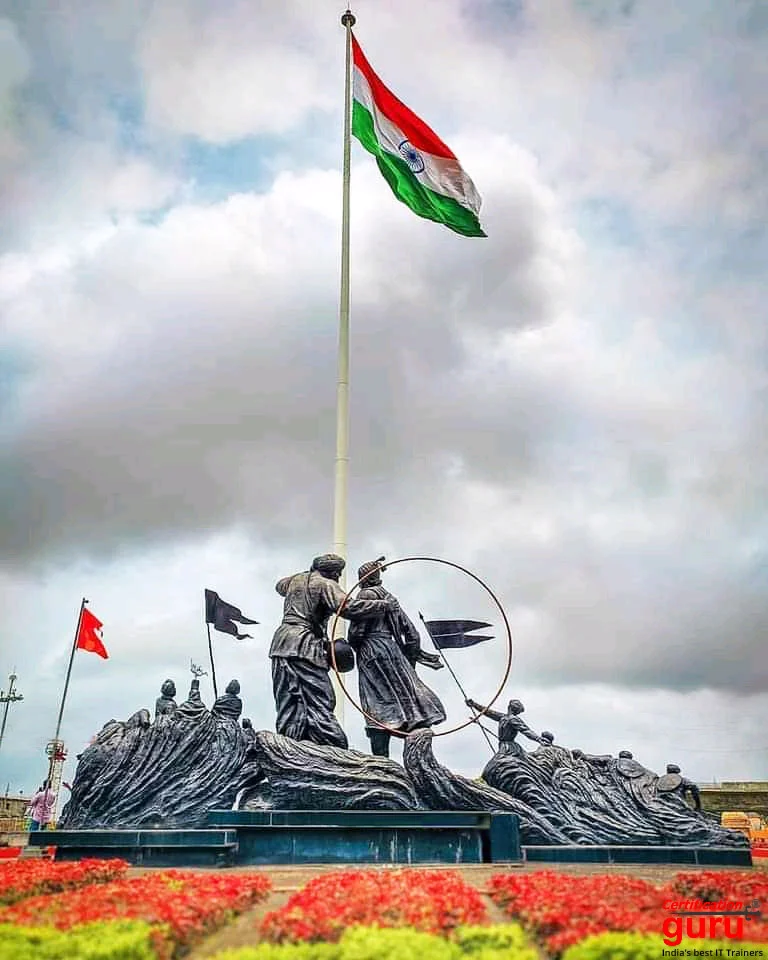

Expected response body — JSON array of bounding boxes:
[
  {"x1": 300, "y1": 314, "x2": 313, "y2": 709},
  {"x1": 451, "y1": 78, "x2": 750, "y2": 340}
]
[{"x1": 352, "y1": 101, "x2": 486, "y2": 239}]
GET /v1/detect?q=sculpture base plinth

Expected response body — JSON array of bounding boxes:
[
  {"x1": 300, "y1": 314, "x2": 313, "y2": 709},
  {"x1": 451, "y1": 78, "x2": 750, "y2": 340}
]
[
  {"x1": 523, "y1": 844, "x2": 752, "y2": 866},
  {"x1": 27, "y1": 829, "x2": 238, "y2": 867},
  {"x1": 29, "y1": 810, "x2": 521, "y2": 866}
]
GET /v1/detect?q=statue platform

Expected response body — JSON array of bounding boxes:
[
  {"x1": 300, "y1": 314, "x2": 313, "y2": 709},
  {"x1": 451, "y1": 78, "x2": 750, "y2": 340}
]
[
  {"x1": 523, "y1": 843, "x2": 752, "y2": 866},
  {"x1": 31, "y1": 810, "x2": 520, "y2": 866},
  {"x1": 27, "y1": 810, "x2": 752, "y2": 867}
]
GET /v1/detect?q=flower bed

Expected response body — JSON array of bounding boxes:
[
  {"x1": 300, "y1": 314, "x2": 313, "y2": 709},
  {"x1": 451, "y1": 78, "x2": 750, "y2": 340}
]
[
  {"x1": 670, "y1": 869, "x2": 768, "y2": 902},
  {"x1": 0, "y1": 870, "x2": 272, "y2": 957},
  {"x1": 489, "y1": 869, "x2": 768, "y2": 957},
  {"x1": 0, "y1": 857, "x2": 128, "y2": 905},
  {"x1": 260, "y1": 869, "x2": 488, "y2": 943}
]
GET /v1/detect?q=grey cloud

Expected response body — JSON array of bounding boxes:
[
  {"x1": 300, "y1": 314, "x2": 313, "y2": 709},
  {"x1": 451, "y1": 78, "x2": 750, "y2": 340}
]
[{"x1": 0, "y1": 138, "x2": 572, "y2": 570}]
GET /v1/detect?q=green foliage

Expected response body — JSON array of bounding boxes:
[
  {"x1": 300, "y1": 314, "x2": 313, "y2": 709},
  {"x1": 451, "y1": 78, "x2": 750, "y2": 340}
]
[
  {"x1": 211, "y1": 924, "x2": 539, "y2": 960},
  {"x1": 210, "y1": 944, "x2": 342, "y2": 960},
  {"x1": 562, "y1": 931, "x2": 768, "y2": 960},
  {"x1": 339, "y1": 926, "x2": 459, "y2": 960},
  {"x1": 562, "y1": 931, "x2": 667, "y2": 959},
  {"x1": 453, "y1": 923, "x2": 538, "y2": 958},
  {"x1": 0, "y1": 921, "x2": 160, "y2": 960}
]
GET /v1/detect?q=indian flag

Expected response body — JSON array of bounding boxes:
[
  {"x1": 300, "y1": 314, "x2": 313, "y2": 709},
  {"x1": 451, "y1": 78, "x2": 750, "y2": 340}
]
[{"x1": 351, "y1": 35, "x2": 486, "y2": 238}]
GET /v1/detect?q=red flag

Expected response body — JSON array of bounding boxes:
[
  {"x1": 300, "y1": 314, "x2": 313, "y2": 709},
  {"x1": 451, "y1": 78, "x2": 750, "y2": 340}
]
[{"x1": 76, "y1": 607, "x2": 108, "y2": 659}]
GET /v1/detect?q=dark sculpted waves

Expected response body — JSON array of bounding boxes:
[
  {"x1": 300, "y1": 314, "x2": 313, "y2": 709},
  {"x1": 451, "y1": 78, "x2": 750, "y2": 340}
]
[
  {"x1": 60, "y1": 706, "x2": 250, "y2": 829},
  {"x1": 480, "y1": 743, "x2": 746, "y2": 848},
  {"x1": 238, "y1": 730, "x2": 420, "y2": 811},
  {"x1": 60, "y1": 687, "x2": 747, "y2": 850},
  {"x1": 402, "y1": 729, "x2": 574, "y2": 844}
]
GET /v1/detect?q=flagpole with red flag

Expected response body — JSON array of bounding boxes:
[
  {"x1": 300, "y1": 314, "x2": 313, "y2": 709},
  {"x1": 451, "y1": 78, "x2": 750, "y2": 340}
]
[
  {"x1": 47, "y1": 599, "x2": 108, "y2": 807},
  {"x1": 52, "y1": 598, "x2": 86, "y2": 748},
  {"x1": 46, "y1": 598, "x2": 86, "y2": 799}
]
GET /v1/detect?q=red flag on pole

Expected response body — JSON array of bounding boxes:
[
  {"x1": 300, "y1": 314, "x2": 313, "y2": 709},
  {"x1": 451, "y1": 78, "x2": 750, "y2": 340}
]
[{"x1": 75, "y1": 607, "x2": 108, "y2": 659}]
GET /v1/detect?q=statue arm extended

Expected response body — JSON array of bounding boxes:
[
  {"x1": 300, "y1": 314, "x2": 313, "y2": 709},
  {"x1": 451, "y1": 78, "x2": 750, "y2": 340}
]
[
  {"x1": 275, "y1": 576, "x2": 295, "y2": 597},
  {"x1": 347, "y1": 589, "x2": 379, "y2": 647},
  {"x1": 322, "y1": 580, "x2": 392, "y2": 621},
  {"x1": 466, "y1": 698, "x2": 504, "y2": 723},
  {"x1": 517, "y1": 719, "x2": 545, "y2": 744},
  {"x1": 683, "y1": 779, "x2": 702, "y2": 810}
]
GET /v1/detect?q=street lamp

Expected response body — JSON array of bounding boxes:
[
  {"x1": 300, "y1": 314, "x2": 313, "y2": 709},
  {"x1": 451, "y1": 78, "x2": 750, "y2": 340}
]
[{"x1": 0, "y1": 672, "x2": 23, "y2": 757}]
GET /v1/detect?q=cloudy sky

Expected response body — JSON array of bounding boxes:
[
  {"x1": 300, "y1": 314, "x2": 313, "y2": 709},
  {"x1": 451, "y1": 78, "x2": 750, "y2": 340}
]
[{"x1": 1, "y1": 0, "x2": 766, "y2": 800}]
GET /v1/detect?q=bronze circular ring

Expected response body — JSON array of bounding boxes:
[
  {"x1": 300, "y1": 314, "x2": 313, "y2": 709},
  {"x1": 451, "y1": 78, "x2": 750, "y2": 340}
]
[{"x1": 329, "y1": 556, "x2": 513, "y2": 738}]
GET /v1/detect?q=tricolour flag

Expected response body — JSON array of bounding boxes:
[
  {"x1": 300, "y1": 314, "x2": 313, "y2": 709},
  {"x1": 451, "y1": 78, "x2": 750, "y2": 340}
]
[
  {"x1": 351, "y1": 35, "x2": 485, "y2": 238},
  {"x1": 75, "y1": 607, "x2": 108, "y2": 659}
]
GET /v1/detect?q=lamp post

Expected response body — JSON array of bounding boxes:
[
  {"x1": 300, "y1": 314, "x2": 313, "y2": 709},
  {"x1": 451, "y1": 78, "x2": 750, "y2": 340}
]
[{"x1": 0, "y1": 672, "x2": 23, "y2": 757}]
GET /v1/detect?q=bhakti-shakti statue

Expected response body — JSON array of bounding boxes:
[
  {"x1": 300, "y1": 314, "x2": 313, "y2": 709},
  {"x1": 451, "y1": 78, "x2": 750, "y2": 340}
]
[
  {"x1": 268, "y1": 553, "x2": 395, "y2": 750},
  {"x1": 54, "y1": 553, "x2": 748, "y2": 851},
  {"x1": 347, "y1": 557, "x2": 445, "y2": 758}
]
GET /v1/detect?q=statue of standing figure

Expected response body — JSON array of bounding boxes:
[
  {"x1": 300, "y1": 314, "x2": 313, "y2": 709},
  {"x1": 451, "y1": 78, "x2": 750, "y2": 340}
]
[
  {"x1": 347, "y1": 558, "x2": 446, "y2": 757},
  {"x1": 269, "y1": 553, "x2": 395, "y2": 750}
]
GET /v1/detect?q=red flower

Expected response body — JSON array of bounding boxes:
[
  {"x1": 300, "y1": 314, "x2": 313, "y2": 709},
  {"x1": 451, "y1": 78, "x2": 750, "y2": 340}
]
[
  {"x1": 0, "y1": 870, "x2": 272, "y2": 952},
  {"x1": 488, "y1": 870, "x2": 768, "y2": 958},
  {"x1": 0, "y1": 858, "x2": 128, "y2": 905},
  {"x1": 260, "y1": 869, "x2": 488, "y2": 943}
]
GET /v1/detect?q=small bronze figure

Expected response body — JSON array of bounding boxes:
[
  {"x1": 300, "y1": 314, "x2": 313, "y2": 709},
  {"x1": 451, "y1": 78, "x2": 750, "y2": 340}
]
[
  {"x1": 466, "y1": 697, "x2": 545, "y2": 757},
  {"x1": 212, "y1": 679, "x2": 243, "y2": 721},
  {"x1": 155, "y1": 680, "x2": 177, "y2": 719},
  {"x1": 659, "y1": 763, "x2": 702, "y2": 810}
]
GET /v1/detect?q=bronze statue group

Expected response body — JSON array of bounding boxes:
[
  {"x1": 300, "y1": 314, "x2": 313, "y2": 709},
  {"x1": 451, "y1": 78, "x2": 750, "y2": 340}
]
[{"x1": 55, "y1": 552, "x2": 747, "y2": 849}]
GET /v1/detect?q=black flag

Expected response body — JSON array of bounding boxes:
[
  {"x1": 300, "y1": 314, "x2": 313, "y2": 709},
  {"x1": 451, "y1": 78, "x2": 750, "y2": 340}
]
[
  {"x1": 423, "y1": 618, "x2": 493, "y2": 650},
  {"x1": 205, "y1": 589, "x2": 258, "y2": 639}
]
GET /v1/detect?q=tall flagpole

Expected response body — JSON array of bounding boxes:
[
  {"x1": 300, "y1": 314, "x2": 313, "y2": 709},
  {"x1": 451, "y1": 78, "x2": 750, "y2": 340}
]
[
  {"x1": 332, "y1": 8, "x2": 356, "y2": 725},
  {"x1": 46, "y1": 598, "x2": 86, "y2": 794}
]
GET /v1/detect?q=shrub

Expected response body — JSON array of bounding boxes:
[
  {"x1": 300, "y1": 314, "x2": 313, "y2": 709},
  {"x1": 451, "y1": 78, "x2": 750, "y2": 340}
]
[
  {"x1": 0, "y1": 919, "x2": 161, "y2": 960},
  {"x1": 562, "y1": 931, "x2": 768, "y2": 960},
  {"x1": 338, "y1": 927, "x2": 459, "y2": 960},
  {"x1": 453, "y1": 923, "x2": 538, "y2": 958},
  {"x1": 211, "y1": 946, "x2": 341, "y2": 960},
  {"x1": 211, "y1": 925, "x2": 539, "y2": 960}
]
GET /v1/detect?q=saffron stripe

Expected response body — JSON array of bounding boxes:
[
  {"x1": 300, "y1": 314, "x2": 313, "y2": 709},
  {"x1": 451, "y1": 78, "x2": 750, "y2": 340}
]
[
  {"x1": 351, "y1": 34, "x2": 456, "y2": 160},
  {"x1": 354, "y1": 68, "x2": 482, "y2": 216}
]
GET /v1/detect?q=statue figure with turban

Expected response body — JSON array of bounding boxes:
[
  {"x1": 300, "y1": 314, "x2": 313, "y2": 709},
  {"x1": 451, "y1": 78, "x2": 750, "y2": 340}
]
[
  {"x1": 347, "y1": 557, "x2": 446, "y2": 758},
  {"x1": 269, "y1": 553, "x2": 394, "y2": 749}
]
